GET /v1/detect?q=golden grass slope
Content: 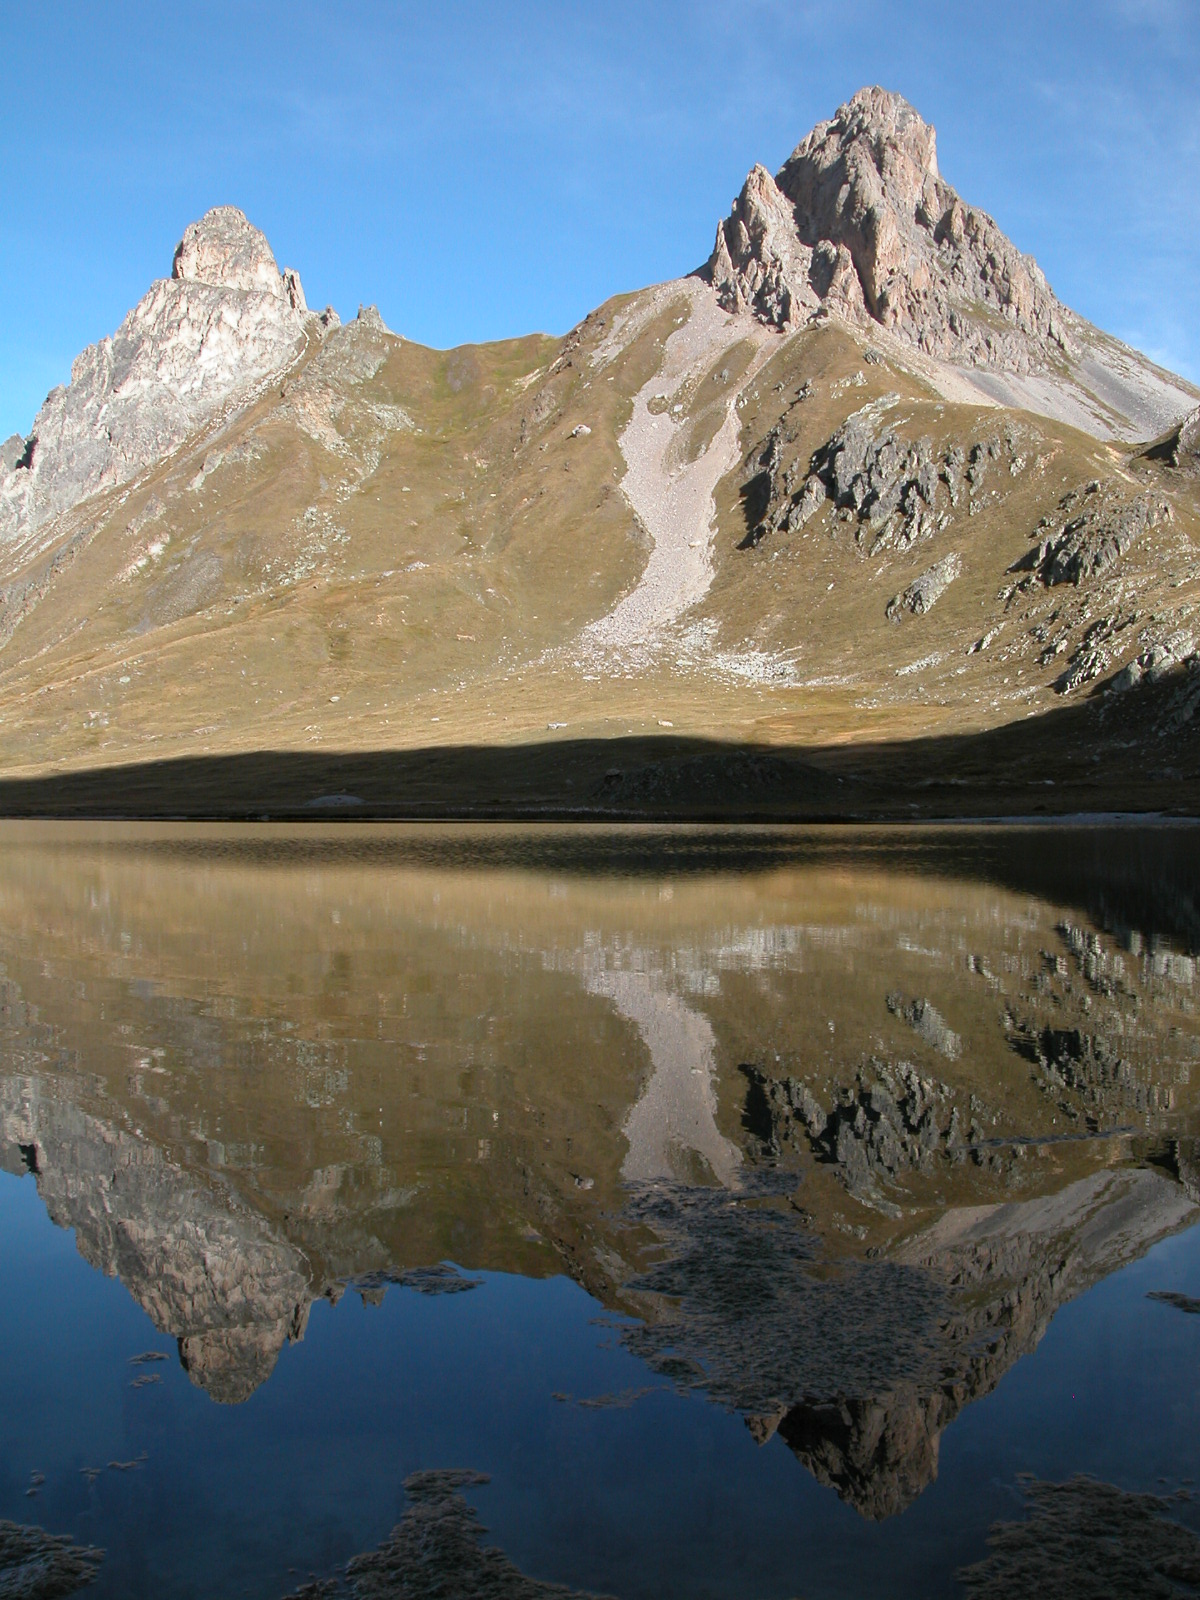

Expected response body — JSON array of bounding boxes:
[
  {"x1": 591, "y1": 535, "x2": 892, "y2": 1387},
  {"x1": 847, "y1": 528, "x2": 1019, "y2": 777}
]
[{"x1": 0, "y1": 285, "x2": 1197, "y2": 816}]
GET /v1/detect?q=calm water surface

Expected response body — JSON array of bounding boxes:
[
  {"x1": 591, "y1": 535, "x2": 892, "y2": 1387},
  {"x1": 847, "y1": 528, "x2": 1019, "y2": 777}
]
[{"x1": 2, "y1": 823, "x2": 1199, "y2": 1598}]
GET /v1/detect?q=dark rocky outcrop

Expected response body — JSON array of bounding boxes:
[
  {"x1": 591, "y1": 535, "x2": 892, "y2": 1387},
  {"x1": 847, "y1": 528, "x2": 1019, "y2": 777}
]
[
  {"x1": 1147, "y1": 1289, "x2": 1200, "y2": 1315},
  {"x1": 957, "y1": 1475, "x2": 1200, "y2": 1597},
  {"x1": 621, "y1": 1178, "x2": 950, "y2": 1414},
  {"x1": 349, "y1": 1264, "x2": 481, "y2": 1298},
  {"x1": 281, "y1": 1471, "x2": 612, "y2": 1599},
  {"x1": 1112, "y1": 628, "x2": 1197, "y2": 694},
  {"x1": 0, "y1": 1518, "x2": 103, "y2": 1598},
  {"x1": 1011, "y1": 1018, "x2": 1176, "y2": 1120},
  {"x1": 1011, "y1": 483, "x2": 1171, "y2": 589},
  {"x1": 805, "y1": 409, "x2": 949, "y2": 548},
  {"x1": 741, "y1": 403, "x2": 1021, "y2": 553},
  {"x1": 887, "y1": 994, "x2": 962, "y2": 1056},
  {"x1": 741, "y1": 1059, "x2": 965, "y2": 1207},
  {"x1": 886, "y1": 552, "x2": 961, "y2": 619}
]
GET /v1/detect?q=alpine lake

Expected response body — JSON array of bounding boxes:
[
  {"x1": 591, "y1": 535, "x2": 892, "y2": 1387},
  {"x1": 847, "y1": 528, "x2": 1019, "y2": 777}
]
[{"x1": 2, "y1": 821, "x2": 1199, "y2": 1599}]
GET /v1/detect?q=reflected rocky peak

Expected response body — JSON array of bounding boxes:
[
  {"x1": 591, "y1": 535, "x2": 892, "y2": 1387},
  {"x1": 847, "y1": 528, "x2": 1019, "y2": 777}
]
[
  {"x1": 0, "y1": 1084, "x2": 311, "y2": 1405},
  {"x1": 0, "y1": 826, "x2": 1197, "y2": 1519},
  {"x1": 618, "y1": 1161, "x2": 1193, "y2": 1519}
]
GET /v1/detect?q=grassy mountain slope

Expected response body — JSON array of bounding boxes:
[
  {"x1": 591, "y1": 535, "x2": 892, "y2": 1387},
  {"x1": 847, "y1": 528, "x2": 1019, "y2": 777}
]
[{"x1": 0, "y1": 196, "x2": 1198, "y2": 817}]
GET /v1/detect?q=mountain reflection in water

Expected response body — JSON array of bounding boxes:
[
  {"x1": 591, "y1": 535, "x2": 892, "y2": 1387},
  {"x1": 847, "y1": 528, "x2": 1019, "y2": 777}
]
[{"x1": 1, "y1": 822, "x2": 1199, "y2": 1599}]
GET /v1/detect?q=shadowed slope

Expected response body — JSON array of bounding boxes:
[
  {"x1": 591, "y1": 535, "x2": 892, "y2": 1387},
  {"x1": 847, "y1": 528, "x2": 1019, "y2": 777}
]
[{"x1": 0, "y1": 661, "x2": 1195, "y2": 822}]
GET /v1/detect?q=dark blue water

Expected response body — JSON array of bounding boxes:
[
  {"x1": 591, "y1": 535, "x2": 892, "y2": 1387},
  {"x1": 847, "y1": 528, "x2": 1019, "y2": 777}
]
[{"x1": 3, "y1": 1166, "x2": 1200, "y2": 1599}]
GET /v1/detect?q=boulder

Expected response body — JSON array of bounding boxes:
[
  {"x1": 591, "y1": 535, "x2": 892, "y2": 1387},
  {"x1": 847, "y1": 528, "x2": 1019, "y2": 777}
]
[{"x1": 887, "y1": 552, "x2": 961, "y2": 618}]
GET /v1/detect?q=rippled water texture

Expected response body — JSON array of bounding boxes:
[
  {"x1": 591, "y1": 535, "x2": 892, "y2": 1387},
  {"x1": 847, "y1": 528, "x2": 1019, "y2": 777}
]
[{"x1": 2, "y1": 822, "x2": 1200, "y2": 1598}]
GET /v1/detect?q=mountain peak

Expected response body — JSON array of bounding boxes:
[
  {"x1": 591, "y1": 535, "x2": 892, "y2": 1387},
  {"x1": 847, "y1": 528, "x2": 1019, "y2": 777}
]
[
  {"x1": 708, "y1": 87, "x2": 1071, "y2": 374},
  {"x1": 798, "y1": 86, "x2": 939, "y2": 184},
  {"x1": 0, "y1": 206, "x2": 313, "y2": 548},
  {"x1": 172, "y1": 205, "x2": 306, "y2": 310}
]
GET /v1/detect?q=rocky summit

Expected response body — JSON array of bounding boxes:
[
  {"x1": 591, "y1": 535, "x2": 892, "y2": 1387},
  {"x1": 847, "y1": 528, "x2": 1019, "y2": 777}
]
[
  {"x1": 172, "y1": 204, "x2": 308, "y2": 306},
  {"x1": 709, "y1": 87, "x2": 1071, "y2": 370},
  {"x1": 0, "y1": 89, "x2": 1197, "y2": 820},
  {"x1": 0, "y1": 207, "x2": 320, "y2": 556}
]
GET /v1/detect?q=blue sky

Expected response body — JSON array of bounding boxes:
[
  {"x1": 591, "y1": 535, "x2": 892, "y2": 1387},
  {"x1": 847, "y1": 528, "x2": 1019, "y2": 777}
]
[{"x1": 1, "y1": 1, "x2": 1196, "y2": 440}]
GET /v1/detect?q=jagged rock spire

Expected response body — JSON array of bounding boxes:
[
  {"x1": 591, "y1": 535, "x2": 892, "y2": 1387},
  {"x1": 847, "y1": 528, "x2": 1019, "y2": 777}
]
[{"x1": 708, "y1": 86, "x2": 1076, "y2": 372}]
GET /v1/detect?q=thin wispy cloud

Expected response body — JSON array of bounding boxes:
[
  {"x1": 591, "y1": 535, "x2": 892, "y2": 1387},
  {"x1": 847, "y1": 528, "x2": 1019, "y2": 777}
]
[{"x1": 1103, "y1": 0, "x2": 1193, "y2": 37}]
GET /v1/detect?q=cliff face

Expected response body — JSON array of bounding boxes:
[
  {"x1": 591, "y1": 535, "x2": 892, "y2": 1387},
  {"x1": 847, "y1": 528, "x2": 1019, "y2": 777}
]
[{"x1": 0, "y1": 207, "x2": 319, "y2": 557}]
